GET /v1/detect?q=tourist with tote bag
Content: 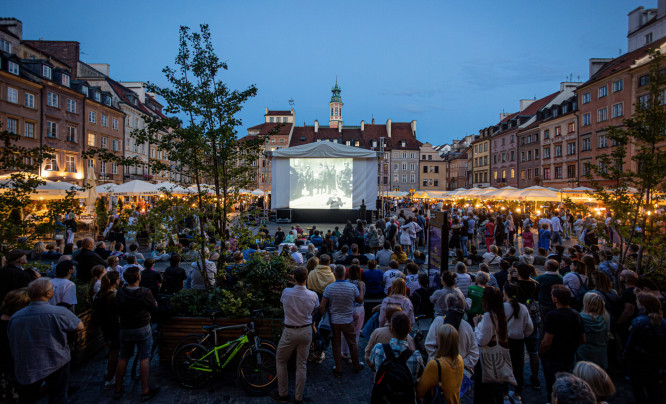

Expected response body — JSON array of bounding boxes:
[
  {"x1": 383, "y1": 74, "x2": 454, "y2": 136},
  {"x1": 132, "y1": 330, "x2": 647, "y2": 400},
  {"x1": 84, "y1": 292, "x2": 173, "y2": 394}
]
[{"x1": 472, "y1": 286, "x2": 516, "y2": 404}]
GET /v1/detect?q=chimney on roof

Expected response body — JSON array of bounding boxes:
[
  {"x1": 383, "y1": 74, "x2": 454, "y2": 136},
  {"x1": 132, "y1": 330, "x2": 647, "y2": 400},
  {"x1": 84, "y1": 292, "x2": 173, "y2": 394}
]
[
  {"x1": 589, "y1": 58, "x2": 612, "y2": 78},
  {"x1": 290, "y1": 107, "x2": 294, "y2": 115},
  {"x1": 499, "y1": 112, "x2": 512, "y2": 121},
  {"x1": 386, "y1": 119, "x2": 391, "y2": 138},
  {"x1": 265, "y1": 107, "x2": 268, "y2": 115},
  {"x1": 314, "y1": 120, "x2": 319, "y2": 133},
  {"x1": 519, "y1": 99, "x2": 535, "y2": 112},
  {"x1": 372, "y1": 117, "x2": 375, "y2": 124},
  {"x1": 89, "y1": 63, "x2": 110, "y2": 76},
  {"x1": 0, "y1": 18, "x2": 22, "y2": 40},
  {"x1": 410, "y1": 120, "x2": 416, "y2": 137},
  {"x1": 361, "y1": 120, "x2": 364, "y2": 132}
]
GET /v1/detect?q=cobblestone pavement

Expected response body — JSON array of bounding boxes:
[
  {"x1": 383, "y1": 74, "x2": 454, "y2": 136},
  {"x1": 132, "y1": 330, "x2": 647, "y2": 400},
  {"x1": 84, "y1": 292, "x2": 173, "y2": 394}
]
[{"x1": 45, "y1": 332, "x2": 636, "y2": 404}]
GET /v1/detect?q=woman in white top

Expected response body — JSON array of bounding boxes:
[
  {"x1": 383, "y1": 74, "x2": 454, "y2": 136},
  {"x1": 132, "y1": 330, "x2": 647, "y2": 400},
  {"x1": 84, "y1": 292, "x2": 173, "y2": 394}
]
[
  {"x1": 455, "y1": 262, "x2": 472, "y2": 298},
  {"x1": 482, "y1": 245, "x2": 501, "y2": 267},
  {"x1": 503, "y1": 282, "x2": 534, "y2": 403},
  {"x1": 399, "y1": 217, "x2": 421, "y2": 258},
  {"x1": 473, "y1": 286, "x2": 509, "y2": 404}
]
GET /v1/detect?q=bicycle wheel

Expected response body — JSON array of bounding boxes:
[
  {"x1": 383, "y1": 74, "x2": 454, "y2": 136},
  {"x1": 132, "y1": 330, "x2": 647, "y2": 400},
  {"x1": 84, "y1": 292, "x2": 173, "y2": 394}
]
[
  {"x1": 172, "y1": 343, "x2": 212, "y2": 389},
  {"x1": 237, "y1": 348, "x2": 277, "y2": 395},
  {"x1": 170, "y1": 333, "x2": 208, "y2": 371}
]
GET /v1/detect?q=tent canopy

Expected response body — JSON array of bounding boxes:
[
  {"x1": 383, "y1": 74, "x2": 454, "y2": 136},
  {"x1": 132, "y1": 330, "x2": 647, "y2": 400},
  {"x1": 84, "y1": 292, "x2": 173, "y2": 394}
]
[
  {"x1": 270, "y1": 141, "x2": 379, "y2": 159},
  {"x1": 109, "y1": 180, "x2": 160, "y2": 196},
  {"x1": 0, "y1": 174, "x2": 85, "y2": 200},
  {"x1": 515, "y1": 186, "x2": 559, "y2": 201}
]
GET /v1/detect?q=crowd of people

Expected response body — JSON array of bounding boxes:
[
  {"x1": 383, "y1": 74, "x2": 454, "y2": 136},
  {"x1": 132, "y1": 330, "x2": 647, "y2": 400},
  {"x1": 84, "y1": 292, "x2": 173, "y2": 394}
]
[{"x1": 0, "y1": 202, "x2": 665, "y2": 403}]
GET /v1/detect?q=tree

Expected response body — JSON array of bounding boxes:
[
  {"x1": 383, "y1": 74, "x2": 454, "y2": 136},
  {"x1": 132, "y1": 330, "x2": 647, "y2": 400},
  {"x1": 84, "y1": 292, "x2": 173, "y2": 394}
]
[
  {"x1": 586, "y1": 49, "x2": 666, "y2": 275},
  {"x1": 0, "y1": 128, "x2": 81, "y2": 254}
]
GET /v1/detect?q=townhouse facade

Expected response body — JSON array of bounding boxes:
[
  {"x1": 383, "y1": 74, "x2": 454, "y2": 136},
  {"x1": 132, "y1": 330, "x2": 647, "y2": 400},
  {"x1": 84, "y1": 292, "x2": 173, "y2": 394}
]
[
  {"x1": 419, "y1": 142, "x2": 447, "y2": 191},
  {"x1": 539, "y1": 93, "x2": 579, "y2": 188},
  {"x1": 471, "y1": 127, "x2": 491, "y2": 187}
]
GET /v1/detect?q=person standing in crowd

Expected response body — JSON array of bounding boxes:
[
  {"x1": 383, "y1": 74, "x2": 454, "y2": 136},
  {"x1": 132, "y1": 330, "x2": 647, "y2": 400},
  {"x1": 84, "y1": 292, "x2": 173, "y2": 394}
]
[
  {"x1": 0, "y1": 250, "x2": 39, "y2": 303},
  {"x1": 550, "y1": 373, "x2": 597, "y2": 404},
  {"x1": 573, "y1": 361, "x2": 616, "y2": 404},
  {"x1": 467, "y1": 271, "x2": 489, "y2": 319},
  {"x1": 362, "y1": 260, "x2": 384, "y2": 299},
  {"x1": 538, "y1": 223, "x2": 551, "y2": 251},
  {"x1": 536, "y1": 259, "x2": 563, "y2": 326},
  {"x1": 473, "y1": 286, "x2": 509, "y2": 404},
  {"x1": 430, "y1": 272, "x2": 466, "y2": 316},
  {"x1": 97, "y1": 271, "x2": 121, "y2": 390},
  {"x1": 161, "y1": 254, "x2": 187, "y2": 294},
  {"x1": 272, "y1": 267, "x2": 319, "y2": 404},
  {"x1": 550, "y1": 213, "x2": 563, "y2": 247},
  {"x1": 379, "y1": 278, "x2": 415, "y2": 327},
  {"x1": 320, "y1": 265, "x2": 363, "y2": 378},
  {"x1": 624, "y1": 292, "x2": 666, "y2": 404},
  {"x1": 576, "y1": 293, "x2": 609, "y2": 369},
  {"x1": 382, "y1": 260, "x2": 404, "y2": 295},
  {"x1": 64, "y1": 213, "x2": 77, "y2": 245},
  {"x1": 616, "y1": 269, "x2": 639, "y2": 346},
  {"x1": 514, "y1": 264, "x2": 542, "y2": 390},
  {"x1": 8, "y1": 278, "x2": 84, "y2": 403},
  {"x1": 503, "y1": 282, "x2": 534, "y2": 403},
  {"x1": 139, "y1": 258, "x2": 162, "y2": 298},
  {"x1": 113, "y1": 267, "x2": 159, "y2": 401},
  {"x1": 307, "y1": 255, "x2": 335, "y2": 299},
  {"x1": 364, "y1": 304, "x2": 416, "y2": 365},
  {"x1": 75, "y1": 237, "x2": 108, "y2": 282},
  {"x1": 0, "y1": 288, "x2": 30, "y2": 401},
  {"x1": 539, "y1": 284, "x2": 585, "y2": 400},
  {"x1": 49, "y1": 260, "x2": 77, "y2": 312},
  {"x1": 484, "y1": 219, "x2": 495, "y2": 252},
  {"x1": 341, "y1": 264, "x2": 365, "y2": 362},
  {"x1": 416, "y1": 324, "x2": 464, "y2": 404}
]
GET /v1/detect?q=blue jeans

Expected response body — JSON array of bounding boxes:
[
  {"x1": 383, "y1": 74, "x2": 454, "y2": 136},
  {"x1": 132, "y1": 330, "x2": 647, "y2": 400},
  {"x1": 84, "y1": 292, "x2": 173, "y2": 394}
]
[
  {"x1": 460, "y1": 236, "x2": 468, "y2": 256},
  {"x1": 119, "y1": 324, "x2": 152, "y2": 360},
  {"x1": 551, "y1": 230, "x2": 562, "y2": 245}
]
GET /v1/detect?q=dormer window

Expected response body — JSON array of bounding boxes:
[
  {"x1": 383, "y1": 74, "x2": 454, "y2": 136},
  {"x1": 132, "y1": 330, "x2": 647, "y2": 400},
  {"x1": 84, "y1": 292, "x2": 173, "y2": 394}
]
[
  {"x1": 62, "y1": 74, "x2": 70, "y2": 87},
  {"x1": 0, "y1": 39, "x2": 10, "y2": 53},
  {"x1": 43, "y1": 65, "x2": 52, "y2": 79},
  {"x1": 81, "y1": 86, "x2": 88, "y2": 96},
  {"x1": 561, "y1": 104, "x2": 568, "y2": 114},
  {"x1": 401, "y1": 140, "x2": 406, "y2": 147},
  {"x1": 95, "y1": 92, "x2": 101, "y2": 102},
  {"x1": 8, "y1": 61, "x2": 19, "y2": 75},
  {"x1": 105, "y1": 96, "x2": 111, "y2": 106}
]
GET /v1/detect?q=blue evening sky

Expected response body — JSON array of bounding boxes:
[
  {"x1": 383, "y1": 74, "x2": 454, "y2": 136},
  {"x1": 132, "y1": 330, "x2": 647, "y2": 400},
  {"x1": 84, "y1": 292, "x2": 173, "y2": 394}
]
[{"x1": 6, "y1": 0, "x2": 646, "y2": 145}]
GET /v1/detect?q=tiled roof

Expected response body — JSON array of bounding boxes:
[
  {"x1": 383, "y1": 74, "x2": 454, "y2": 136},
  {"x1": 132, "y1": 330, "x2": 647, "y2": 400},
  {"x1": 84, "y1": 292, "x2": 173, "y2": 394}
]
[
  {"x1": 286, "y1": 122, "x2": 421, "y2": 150},
  {"x1": 520, "y1": 92, "x2": 559, "y2": 116},
  {"x1": 107, "y1": 79, "x2": 154, "y2": 115},
  {"x1": 581, "y1": 37, "x2": 666, "y2": 86},
  {"x1": 247, "y1": 122, "x2": 292, "y2": 136},
  {"x1": 265, "y1": 110, "x2": 293, "y2": 116}
]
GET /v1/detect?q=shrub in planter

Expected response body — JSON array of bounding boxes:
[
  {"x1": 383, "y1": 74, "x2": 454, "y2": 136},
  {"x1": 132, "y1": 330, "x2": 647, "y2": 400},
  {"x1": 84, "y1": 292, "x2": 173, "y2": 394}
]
[{"x1": 170, "y1": 287, "x2": 255, "y2": 319}]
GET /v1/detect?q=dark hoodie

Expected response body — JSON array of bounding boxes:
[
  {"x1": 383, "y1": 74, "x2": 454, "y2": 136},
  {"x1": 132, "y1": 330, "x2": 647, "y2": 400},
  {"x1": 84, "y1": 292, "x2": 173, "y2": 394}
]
[{"x1": 115, "y1": 286, "x2": 157, "y2": 329}]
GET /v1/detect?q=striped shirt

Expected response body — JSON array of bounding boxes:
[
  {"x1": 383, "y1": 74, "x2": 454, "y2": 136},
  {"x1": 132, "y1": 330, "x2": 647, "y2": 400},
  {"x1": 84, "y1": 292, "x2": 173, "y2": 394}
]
[{"x1": 323, "y1": 280, "x2": 359, "y2": 324}]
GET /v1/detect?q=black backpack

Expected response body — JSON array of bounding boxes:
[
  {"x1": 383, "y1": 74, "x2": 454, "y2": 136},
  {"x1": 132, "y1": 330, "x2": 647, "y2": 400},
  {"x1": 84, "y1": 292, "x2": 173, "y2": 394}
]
[{"x1": 371, "y1": 344, "x2": 416, "y2": 404}]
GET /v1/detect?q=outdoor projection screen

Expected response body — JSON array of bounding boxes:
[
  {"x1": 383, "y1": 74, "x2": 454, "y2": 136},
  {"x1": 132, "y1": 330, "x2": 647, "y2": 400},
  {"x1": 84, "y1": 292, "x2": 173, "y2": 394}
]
[
  {"x1": 271, "y1": 143, "x2": 378, "y2": 210},
  {"x1": 289, "y1": 158, "x2": 352, "y2": 209}
]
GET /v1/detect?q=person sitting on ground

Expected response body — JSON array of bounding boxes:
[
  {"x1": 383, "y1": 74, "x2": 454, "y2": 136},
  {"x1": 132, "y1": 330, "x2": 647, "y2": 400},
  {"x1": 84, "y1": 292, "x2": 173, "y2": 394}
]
[
  {"x1": 95, "y1": 241, "x2": 111, "y2": 260},
  {"x1": 430, "y1": 272, "x2": 467, "y2": 316},
  {"x1": 410, "y1": 274, "x2": 434, "y2": 318},
  {"x1": 417, "y1": 323, "x2": 464, "y2": 404},
  {"x1": 107, "y1": 255, "x2": 122, "y2": 275},
  {"x1": 519, "y1": 247, "x2": 535, "y2": 265},
  {"x1": 332, "y1": 245, "x2": 348, "y2": 265},
  {"x1": 362, "y1": 260, "x2": 385, "y2": 299},
  {"x1": 548, "y1": 245, "x2": 566, "y2": 263},
  {"x1": 412, "y1": 249, "x2": 426, "y2": 266},
  {"x1": 466, "y1": 245, "x2": 484, "y2": 266},
  {"x1": 150, "y1": 244, "x2": 171, "y2": 261},
  {"x1": 404, "y1": 263, "x2": 421, "y2": 295},
  {"x1": 310, "y1": 230, "x2": 323, "y2": 247},
  {"x1": 290, "y1": 245, "x2": 304, "y2": 265},
  {"x1": 482, "y1": 244, "x2": 501, "y2": 267},
  {"x1": 533, "y1": 247, "x2": 548, "y2": 266},
  {"x1": 455, "y1": 262, "x2": 472, "y2": 297},
  {"x1": 42, "y1": 244, "x2": 61, "y2": 260},
  {"x1": 49, "y1": 260, "x2": 77, "y2": 312},
  {"x1": 161, "y1": 254, "x2": 187, "y2": 294},
  {"x1": 122, "y1": 255, "x2": 144, "y2": 275},
  {"x1": 364, "y1": 304, "x2": 415, "y2": 365},
  {"x1": 379, "y1": 279, "x2": 415, "y2": 327},
  {"x1": 127, "y1": 244, "x2": 144, "y2": 260},
  {"x1": 391, "y1": 245, "x2": 408, "y2": 265},
  {"x1": 189, "y1": 249, "x2": 217, "y2": 290},
  {"x1": 243, "y1": 243, "x2": 258, "y2": 261},
  {"x1": 375, "y1": 241, "x2": 393, "y2": 268},
  {"x1": 344, "y1": 244, "x2": 369, "y2": 266},
  {"x1": 222, "y1": 251, "x2": 244, "y2": 288},
  {"x1": 382, "y1": 260, "x2": 404, "y2": 296},
  {"x1": 503, "y1": 246, "x2": 519, "y2": 265},
  {"x1": 110, "y1": 242, "x2": 125, "y2": 259},
  {"x1": 550, "y1": 373, "x2": 596, "y2": 404}
]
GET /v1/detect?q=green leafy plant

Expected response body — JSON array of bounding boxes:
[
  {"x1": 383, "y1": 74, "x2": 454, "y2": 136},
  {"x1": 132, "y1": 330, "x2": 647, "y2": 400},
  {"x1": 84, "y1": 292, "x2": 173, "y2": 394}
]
[{"x1": 95, "y1": 197, "x2": 109, "y2": 235}]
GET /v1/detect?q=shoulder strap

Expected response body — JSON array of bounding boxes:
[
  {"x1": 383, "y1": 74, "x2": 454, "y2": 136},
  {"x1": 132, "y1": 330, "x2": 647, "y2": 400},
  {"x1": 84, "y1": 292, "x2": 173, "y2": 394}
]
[
  {"x1": 435, "y1": 358, "x2": 442, "y2": 382},
  {"x1": 382, "y1": 343, "x2": 395, "y2": 361},
  {"x1": 397, "y1": 348, "x2": 414, "y2": 364}
]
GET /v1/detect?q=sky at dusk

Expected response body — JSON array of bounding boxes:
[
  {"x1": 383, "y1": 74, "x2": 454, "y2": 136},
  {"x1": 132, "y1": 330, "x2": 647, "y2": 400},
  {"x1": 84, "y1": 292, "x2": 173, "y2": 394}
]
[{"x1": 5, "y1": 0, "x2": 648, "y2": 145}]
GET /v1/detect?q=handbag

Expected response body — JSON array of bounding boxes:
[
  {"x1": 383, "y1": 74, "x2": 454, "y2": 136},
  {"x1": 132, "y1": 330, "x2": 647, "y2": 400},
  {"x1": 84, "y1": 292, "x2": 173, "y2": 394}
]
[
  {"x1": 318, "y1": 309, "x2": 332, "y2": 332},
  {"x1": 480, "y1": 335, "x2": 516, "y2": 385},
  {"x1": 423, "y1": 359, "x2": 447, "y2": 404}
]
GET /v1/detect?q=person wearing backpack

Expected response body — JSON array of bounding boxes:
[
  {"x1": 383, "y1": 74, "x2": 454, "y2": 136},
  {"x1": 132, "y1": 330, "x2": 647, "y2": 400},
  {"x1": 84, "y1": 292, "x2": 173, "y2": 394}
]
[
  {"x1": 417, "y1": 324, "x2": 464, "y2": 404},
  {"x1": 503, "y1": 282, "x2": 534, "y2": 404},
  {"x1": 93, "y1": 271, "x2": 121, "y2": 390},
  {"x1": 563, "y1": 260, "x2": 589, "y2": 311},
  {"x1": 515, "y1": 264, "x2": 542, "y2": 390},
  {"x1": 370, "y1": 311, "x2": 424, "y2": 404}
]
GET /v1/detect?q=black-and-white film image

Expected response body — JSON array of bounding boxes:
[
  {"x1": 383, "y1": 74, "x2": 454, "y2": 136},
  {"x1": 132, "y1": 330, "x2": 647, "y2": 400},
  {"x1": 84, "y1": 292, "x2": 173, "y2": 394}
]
[{"x1": 289, "y1": 158, "x2": 353, "y2": 209}]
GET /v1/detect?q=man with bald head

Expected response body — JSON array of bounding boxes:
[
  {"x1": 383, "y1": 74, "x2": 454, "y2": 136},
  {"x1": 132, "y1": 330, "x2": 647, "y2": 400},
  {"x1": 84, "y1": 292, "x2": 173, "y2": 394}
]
[
  {"x1": 75, "y1": 237, "x2": 107, "y2": 282},
  {"x1": 8, "y1": 278, "x2": 83, "y2": 403}
]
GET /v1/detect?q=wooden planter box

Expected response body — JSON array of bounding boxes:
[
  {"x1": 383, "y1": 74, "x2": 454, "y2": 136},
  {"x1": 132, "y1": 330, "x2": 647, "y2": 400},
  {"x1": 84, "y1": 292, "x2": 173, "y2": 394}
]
[
  {"x1": 159, "y1": 317, "x2": 283, "y2": 366},
  {"x1": 71, "y1": 309, "x2": 106, "y2": 367}
]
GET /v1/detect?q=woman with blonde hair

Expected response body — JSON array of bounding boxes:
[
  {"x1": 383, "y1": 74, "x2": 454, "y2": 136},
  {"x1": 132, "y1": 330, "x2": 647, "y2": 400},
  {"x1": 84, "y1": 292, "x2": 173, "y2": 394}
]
[
  {"x1": 573, "y1": 361, "x2": 615, "y2": 404},
  {"x1": 416, "y1": 324, "x2": 464, "y2": 404},
  {"x1": 305, "y1": 243, "x2": 316, "y2": 260},
  {"x1": 378, "y1": 278, "x2": 415, "y2": 327},
  {"x1": 305, "y1": 256, "x2": 319, "y2": 273},
  {"x1": 31, "y1": 242, "x2": 46, "y2": 261},
  {"x1": 391, "y1": 244, "x2": 407, "y2": 264},
  {"x1": 576, "y1": 292, "x2": 609, "y2": 369}
]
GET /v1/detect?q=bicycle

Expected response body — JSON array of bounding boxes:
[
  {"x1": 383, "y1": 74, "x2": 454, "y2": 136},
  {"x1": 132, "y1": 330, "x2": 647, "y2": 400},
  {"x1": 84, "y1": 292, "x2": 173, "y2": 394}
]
[
  {"x1": 170, "y1": 309, "x2": 276, "y2": 366},
  {"x1": 172, "y1": 309, "x2": 278, "y2": 394}
]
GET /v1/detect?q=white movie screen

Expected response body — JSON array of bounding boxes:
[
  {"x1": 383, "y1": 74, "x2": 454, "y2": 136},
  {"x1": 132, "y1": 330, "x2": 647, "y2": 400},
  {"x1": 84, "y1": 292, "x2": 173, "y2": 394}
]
[{"x1": 289, "y1": 158, "x2": 353, "y2": 209}]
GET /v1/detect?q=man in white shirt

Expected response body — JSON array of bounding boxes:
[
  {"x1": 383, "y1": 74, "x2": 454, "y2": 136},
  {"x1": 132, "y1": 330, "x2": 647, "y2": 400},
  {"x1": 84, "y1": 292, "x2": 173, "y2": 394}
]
[
  {"x1": 382, "y1": 260, "x2": 404, "y2": 295},
  {"x1": 424, "y1": 293, "x2": 478, "y2": 374},
  {"x1": 290, "y1": 245, "x2": 304, "y2": 264},
  {"x1": 375, "y1": 241, "x2": 393, "y2": 268},
  {"x1": 272, "y1": 267, "x2": 319, "y2": 403},
  {"x1": 50, "y1": 260, "x2": 77, "y2": 312},
  {"x1": 550, "y1": 214, "x2": 563, "y2": 246}
]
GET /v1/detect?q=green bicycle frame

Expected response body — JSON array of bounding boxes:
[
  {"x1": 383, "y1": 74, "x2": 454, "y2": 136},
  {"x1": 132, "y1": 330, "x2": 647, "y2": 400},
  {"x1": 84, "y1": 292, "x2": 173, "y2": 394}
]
[{"x1": 189, "y1": 334, "x2": 250, "y2": 372}]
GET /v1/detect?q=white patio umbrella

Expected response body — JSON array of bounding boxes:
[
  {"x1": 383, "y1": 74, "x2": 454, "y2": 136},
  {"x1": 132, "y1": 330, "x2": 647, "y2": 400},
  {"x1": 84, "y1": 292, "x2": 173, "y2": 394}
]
[
  {"x1": 96, "y1": 183, "x2": 117, "y2": 195},
  {"x1": 0, "y1": 173, "x2": 85, "y2": 200},
  {"x1": 515, "y1": 186, "x2": 559, "y2": 201},
  {"x1": 156, "y1": 181, "x2": 192, "y2": 195},
  {"x1": 485, "y1": 186, "x2": 519, "y2": 199},
  {"x1": 426, "y1": 191, "x2": 452, "y2": 199},
  {"x1": 449, "y1": 188, "x2": 469, "y2": 197},
  {"x1": 109, "y1": 180, "x2": 160, "y2": 196},
  {"x1": 250, "y1": 189, "x2": 265, "y2": 196}
]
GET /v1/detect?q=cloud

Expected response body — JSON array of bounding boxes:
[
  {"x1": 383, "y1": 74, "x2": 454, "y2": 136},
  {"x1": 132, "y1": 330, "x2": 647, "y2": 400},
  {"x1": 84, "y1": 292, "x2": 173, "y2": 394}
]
[{"x1": 401, "y1": 104, "x2": 447, "y2": 114}]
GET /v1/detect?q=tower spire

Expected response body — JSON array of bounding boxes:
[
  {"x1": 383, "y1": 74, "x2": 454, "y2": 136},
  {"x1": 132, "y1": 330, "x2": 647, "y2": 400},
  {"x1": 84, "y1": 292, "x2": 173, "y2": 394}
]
[{"x1": 329, "y1": 78, "x2": 343, "y2": 128}]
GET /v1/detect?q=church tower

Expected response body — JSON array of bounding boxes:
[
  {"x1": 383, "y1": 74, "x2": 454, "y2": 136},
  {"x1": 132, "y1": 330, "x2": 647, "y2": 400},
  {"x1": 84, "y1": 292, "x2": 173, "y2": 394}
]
[{"x1": 329, "y1": 79, "x2": 343, "y2": 128}]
